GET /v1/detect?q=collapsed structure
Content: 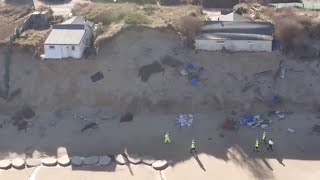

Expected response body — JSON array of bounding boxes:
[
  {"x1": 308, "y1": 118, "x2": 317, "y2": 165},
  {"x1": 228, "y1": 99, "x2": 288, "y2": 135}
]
[{"x1": 195, "y1": 21, "x2": 273, "y2": 52}]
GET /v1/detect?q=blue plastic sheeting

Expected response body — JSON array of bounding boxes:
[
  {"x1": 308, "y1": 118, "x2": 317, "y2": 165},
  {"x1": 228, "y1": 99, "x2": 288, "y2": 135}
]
[
  {"x1": 190, "y1": 77, "x2": 198, "y2": 85},
  {"x1": 186, "y1": 63, "x2": 194, "y2": 70},
  {"x1": 241, "y1": 115, "x2": 254, "y2": 125},
  {"x1": 271, "y1": 95, "x2": 280, "y2": 104}
]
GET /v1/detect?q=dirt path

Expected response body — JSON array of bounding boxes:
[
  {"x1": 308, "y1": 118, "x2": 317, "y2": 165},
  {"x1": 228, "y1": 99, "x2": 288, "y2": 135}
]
[{"x1": 33, "y1": 0, "x2": 89, "y2": 15}]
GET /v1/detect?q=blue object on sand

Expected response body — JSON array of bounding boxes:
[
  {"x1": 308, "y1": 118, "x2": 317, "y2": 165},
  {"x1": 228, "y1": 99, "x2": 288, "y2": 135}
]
[
  {"x1": 186, "y1": 63, "x2": 194, "y2": 70},
  {"x1": 241, "y1": 115, "x2": 254, "y2": 125},
  {"x1": 271, "y1": 95, "x2": 280, "y2": 104},
  {"x1": 190, "y1": 77, "x2": 198, "y2": 85}
]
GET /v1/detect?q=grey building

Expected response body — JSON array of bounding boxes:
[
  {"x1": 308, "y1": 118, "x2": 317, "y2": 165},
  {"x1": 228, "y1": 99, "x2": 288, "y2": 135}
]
[{"x1": 195, "y1": 21, "x2": 273, "y2": 52}]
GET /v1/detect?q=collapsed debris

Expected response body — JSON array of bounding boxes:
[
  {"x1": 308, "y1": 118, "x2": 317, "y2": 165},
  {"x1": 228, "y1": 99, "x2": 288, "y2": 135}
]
[
  {"x1": 81, "y1": 122, "x2": 98, "y2": 133},
  {"x1": 73, "y1": 114, "x2": 99, "y2": 132},
  {"x1": 312, "y1": 124, "x2": 320, "y2": 134},
  {"x1": 240, "y1": 115, "x2": 271, "y2": 128},
  {"x1": 11, "y1": 105, "x2": 35, "y2": 131},
  {"x1": 91, "y1": 71, "x2": 104, "y2": 82},
  {"x1": 221, "y1": 119, "x2": 237, "y2": 130},
  {"x1": 176, "y1": 114, "x2": 193, "y2": 127},
  {"x1": 120, "y1": 112, "x2": 133, "y2": 123},
  {"x1": 179, "y1": 63, "x2": 204, "y2": 85},
  {"x1": 138, "y1": 61, "x2": 164, "y2": 82},
  {"x1": 73, "y1": 114, "x2": 90, "y2": 122},
  {"x1": 267, "y1": 110, "x2": 292, "y2": 120},
  {"x1": 287, "y1": 128, "x2": 295, "y2": 133},
  {"x1": 160, "y1": 55, "x2": 183, "y2": 68}
]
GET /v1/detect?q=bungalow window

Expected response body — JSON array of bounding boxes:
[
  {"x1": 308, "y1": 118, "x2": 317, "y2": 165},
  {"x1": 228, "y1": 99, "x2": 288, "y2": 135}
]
[
  {"x1": 217, "y1": 40, "x2": 225, "y2": 44},
  {"x1": 71, "y1": 46, "x2": 75, "y2": 50},
  {"x1": 49, "y1": 46, "x2": 55, "y2": 49}
]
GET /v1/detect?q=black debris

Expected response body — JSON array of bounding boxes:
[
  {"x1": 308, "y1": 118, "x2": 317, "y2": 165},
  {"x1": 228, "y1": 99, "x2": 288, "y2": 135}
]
[{"x1": 91, "y1": 72, "x2": 104, "y2": 82}]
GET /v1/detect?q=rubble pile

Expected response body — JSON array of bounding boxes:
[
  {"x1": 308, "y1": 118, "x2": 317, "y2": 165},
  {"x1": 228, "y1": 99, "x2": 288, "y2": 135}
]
[{"x1": 176, "y1": 114, "x2": 193, "y2": 127}]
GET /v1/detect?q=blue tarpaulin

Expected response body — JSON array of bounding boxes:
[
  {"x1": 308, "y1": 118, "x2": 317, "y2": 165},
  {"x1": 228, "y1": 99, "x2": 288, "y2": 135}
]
[
  {"x1": 241, "y1": 115, "x2": 254, "y2": 125},
  {"x1": 186, "y1": 63, "x2": 194, "y2": 70},
  {"x1": 190, "y1": 77, "x2": 198, "y2": 85}
]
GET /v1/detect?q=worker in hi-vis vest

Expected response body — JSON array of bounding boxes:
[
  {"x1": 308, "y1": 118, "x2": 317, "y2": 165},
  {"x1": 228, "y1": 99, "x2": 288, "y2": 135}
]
[
  {"x1": 164, "y1": 131, "x2": 171, "y2": 144},
  {"x1": 254, "y1": 138, "x2": 260, "y2": 152},
  {"x1": 267, "y1": 139, "x2": 274, "y2": 151},
  {"x1": 261, "y1": 132, "x2": 267, "y2": 144},
  {"x1": 190, "y1": 139, "x2": 197, "y2": 153}
]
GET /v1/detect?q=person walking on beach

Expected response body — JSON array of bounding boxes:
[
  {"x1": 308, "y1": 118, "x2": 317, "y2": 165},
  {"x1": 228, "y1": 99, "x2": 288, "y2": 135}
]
[
  {"x1": 164, "y1": 131, "x2": 171, "y2": 144},
  {"x1": 190, "y1": 140, "x2": 197, "y2": 153},
  {"x1": 261, "y1": 132, "x2": 267, "y2": 144},
  {"x1": 254, "y1": 138, "x2": 260, "y2": 152},
  {"x1": 267, "y1": 139, "x2": 274, "y2": 151}
]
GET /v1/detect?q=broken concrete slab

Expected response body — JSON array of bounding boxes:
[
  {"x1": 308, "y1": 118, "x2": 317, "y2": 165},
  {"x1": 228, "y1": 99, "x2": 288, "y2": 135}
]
[
  {"x1": 127, "y1": 154, "x2": 142, "y2": 165},
  {"x1": 26, "y1": 159, "x2": 41, "y2": 167},
  {"x1": 98, "y1": 156, "x2": 111, "y2": 166},
  {"x1": 83, "y1": 156, "x2": 99, "y2": 165},
  {"x1": 0, "y1": 159, "x2": 11, "y2": 169},
  {"x1": 12, "y1": 158, "x2": 25, "y2": 169},
  {"x1": 41, "y1": 157, "x2": 57, "y2": 166},
  {"x1": 71, "y1": 156, "x2": 83, "y2": 166},
  {"x1": 141, "y1": 155, "x2": 156, "y2": 166},
  {"x1": 152, "y1": 160, "x2": 168, "y2": 170},
  {"x1": 58, "y1": 155, "x2": 70, "y2": 167},
  {"x1": 115, "y1": 154, "x2": 128, "y2": 165}
]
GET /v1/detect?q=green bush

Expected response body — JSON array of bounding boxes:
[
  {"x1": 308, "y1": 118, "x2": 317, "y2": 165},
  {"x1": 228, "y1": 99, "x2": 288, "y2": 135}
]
[
  {"x1": 143, "y1": 5, "x2": 159, "y2": 15},
  {"x1": 124, "y1": 13, "x2": 150, "y2": 25},
  {"x1": 235, "y1": 7, "x2": 248, "y2": 15},
  {"x1": 86, "y1": 11, "x2": 127, "y2": 25},
  {"x1": 95, "y1": 26, "x2": 105, "y2": 37}
]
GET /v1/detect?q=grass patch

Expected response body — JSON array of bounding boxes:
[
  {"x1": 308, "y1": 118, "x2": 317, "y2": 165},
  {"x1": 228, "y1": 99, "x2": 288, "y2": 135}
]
[
  {"x1": 124, "y1": 13, "x2": 150, "y2": 25},
  {"x1": 94, "y1": 25, "x2": 105, "y2": 37},
  {"x1": 14, "y1": 29, "x2": 51, "y2": 52},
  {"x1": 91, "y1": 0, "x2": 156, "y2": 5},
  {"x1": 143, "y1": 4, "x2": 159, "y2": 15},
  {"x1": 78, "y1": 8, "x2": 149, "y2": 26}
]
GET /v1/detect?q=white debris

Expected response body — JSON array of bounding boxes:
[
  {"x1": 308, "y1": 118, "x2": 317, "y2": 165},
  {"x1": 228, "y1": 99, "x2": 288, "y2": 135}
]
[
  {"x1": 176, "y1": 114, "x2": 194, "y2": 127},
  {"x1": 180, "y1": 69, "x2": 188, "y2": 76},
  {"x1": 288, "y1": 128, "x2": 295, "y2": 133},
  {"x1": 275, "y1": 111, "x2": 285, "y2": 119},
  {"x1": 280, "y1": 66, "x2": 286, "y2": 79}
]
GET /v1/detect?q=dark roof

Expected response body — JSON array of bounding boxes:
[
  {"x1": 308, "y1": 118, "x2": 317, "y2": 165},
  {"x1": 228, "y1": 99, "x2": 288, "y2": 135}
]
[
  {"x1": 197, "y1": 21, "x2": 273, "y2": 41},
  {"x1": 52, "y1": 24, "x2": 85, "y2": 30}
]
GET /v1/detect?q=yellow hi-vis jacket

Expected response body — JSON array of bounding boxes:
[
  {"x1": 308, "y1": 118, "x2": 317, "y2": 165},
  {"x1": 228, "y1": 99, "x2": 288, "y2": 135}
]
[
  {"x1": 262, "y1": 132, "x2": 266, "y2": 140},
  {"x1": 191, "y1": 142, "x2": 195, "y2": 149},
  {"x1": 255, "y1": 140, "x2": 259, "y2": 147},
  {"x1": 165, "y1": 133, "x2": 170, "y2": 139},
  {"x1": 268, "y1": 140, "x2": 274, "y2": 145}
]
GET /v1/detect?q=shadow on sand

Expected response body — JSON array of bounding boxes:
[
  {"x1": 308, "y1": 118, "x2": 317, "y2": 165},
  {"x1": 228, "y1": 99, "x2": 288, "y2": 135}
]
[{"x1": 193, "y1": 153, "x2": 206, "y2": 171}]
